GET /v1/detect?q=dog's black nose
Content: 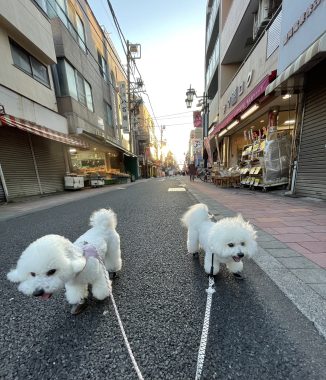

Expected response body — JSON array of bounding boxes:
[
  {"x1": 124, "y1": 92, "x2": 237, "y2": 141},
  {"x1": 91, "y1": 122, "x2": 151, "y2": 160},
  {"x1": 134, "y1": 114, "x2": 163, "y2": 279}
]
[
  {"x1": 237, "y1": 253, "x2": 244, "y2": 258},
  {"x1": 33, "y1": 289, "x2": 44, "y2": 297}
]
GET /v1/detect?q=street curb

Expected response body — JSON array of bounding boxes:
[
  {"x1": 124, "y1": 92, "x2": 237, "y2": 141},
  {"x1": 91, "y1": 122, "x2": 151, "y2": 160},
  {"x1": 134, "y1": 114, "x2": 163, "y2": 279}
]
[{"x1": 185, "y1": 182, "x2": 326, "y2": 339}]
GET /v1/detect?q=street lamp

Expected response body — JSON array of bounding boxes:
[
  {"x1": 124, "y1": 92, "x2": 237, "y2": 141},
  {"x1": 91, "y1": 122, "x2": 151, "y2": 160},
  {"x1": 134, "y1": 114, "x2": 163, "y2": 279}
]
[
  {"x1": 185, "y1": 85, "x2": 196, "y2": 108},
  {"x1": 184, "y1": 85, "x2": 210, "y2": 137}
]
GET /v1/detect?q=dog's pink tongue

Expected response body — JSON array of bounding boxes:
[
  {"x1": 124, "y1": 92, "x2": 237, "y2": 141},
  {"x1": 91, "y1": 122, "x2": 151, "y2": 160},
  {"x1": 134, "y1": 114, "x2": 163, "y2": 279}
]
[{"x1": 40, "y1": 293, "x2": 52, "y2": 300}]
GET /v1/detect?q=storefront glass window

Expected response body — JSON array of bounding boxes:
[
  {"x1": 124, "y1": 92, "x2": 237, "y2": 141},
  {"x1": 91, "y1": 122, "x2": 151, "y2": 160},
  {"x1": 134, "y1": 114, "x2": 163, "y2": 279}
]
[{"x1": 70, "y1": 149, "x2": 106, "y2": 174}]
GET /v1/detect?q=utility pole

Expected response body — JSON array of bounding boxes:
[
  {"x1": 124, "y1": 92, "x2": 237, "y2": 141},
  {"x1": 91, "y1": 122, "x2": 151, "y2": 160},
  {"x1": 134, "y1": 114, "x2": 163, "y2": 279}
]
[
  {"x1": 126, "y1": 40, "x2": 133, "y2": 154},
  {"x1": 160, "y1": 125, "x2": 165, "y2": 176},
  {"x1": 160, "y1": 125, "x2": 165, "y2": 163}
]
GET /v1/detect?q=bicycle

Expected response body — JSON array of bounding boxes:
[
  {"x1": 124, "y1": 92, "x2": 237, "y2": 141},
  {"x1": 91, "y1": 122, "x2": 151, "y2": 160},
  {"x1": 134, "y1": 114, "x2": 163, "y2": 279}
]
[{"x1": 197, "y1": 168, "x2": 212, "y2": 182}]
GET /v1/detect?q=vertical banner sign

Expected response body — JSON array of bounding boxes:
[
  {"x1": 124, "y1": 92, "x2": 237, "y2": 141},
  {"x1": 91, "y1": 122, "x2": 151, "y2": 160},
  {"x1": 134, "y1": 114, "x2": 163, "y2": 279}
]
[
  {"x1": 193, "y1": 111, "x2": 202, "y2": 128},
  {"x1": 118, "y1": 82, "x2": 129, "y2": 133},
  {"x1": 193, "y1": 139, "x2": 202, "y2": 151},
  {"x1": 204, "y1": 137, "x2": 212, "y2": 165}
]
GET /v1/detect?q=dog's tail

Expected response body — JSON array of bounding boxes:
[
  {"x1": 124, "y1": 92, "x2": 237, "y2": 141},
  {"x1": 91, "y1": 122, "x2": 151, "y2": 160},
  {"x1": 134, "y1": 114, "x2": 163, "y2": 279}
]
[
  {"x1": 181, "y1": 203, "x2": 210, "y2": 228},
  {"x1": 90, "y1": 208, "x2": 117, "y2": 230}
]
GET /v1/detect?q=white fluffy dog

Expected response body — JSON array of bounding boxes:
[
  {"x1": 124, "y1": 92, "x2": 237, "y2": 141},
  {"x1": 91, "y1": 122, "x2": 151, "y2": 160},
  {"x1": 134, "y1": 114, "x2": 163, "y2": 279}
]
[
  {"x1": 181, "y1": 203, "x2": 257, "y2": 278},
  {"x1": 7, "y1": 208, "x2": 122, "y2": 314}
]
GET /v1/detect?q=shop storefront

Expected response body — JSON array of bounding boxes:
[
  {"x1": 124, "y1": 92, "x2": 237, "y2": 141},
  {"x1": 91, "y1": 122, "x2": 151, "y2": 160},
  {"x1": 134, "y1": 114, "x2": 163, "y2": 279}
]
[
  {"x1": 0, "y1": 114, "x2": 88, "y2": 200},
  {"x1": 71, "y1": 131, "x2": 137, "y2": 183},
  {"x1": 208, "y1": 70, "x2": 297, "y2": 190},
  {"x1": 264, "y1": 0, "x2": 326, "y2": 199},
  {"x1": 227, "y1": 105, "x2": 296, "y2": 190}
]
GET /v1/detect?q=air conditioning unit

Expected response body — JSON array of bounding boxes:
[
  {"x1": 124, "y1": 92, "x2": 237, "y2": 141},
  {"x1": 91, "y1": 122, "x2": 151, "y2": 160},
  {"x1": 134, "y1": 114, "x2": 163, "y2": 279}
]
[{"x1": 252, "y1": 0, "x2": 271, "y2": 40}]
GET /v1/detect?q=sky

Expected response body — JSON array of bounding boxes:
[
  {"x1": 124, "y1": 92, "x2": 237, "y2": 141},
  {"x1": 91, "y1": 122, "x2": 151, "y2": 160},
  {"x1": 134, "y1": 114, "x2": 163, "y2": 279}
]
[{"x1": 87, "y1": 0, "x2": 206, "y2": 167}]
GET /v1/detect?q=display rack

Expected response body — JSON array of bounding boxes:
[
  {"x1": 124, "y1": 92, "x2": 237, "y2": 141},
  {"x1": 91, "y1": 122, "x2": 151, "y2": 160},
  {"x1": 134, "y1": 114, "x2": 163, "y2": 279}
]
[{"x1": 239, "y1": 134, "x2": 290, "y2": 190}]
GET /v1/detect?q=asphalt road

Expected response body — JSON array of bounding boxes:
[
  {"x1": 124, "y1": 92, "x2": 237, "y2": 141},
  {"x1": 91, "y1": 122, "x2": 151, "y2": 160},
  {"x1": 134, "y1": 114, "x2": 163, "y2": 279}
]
[{"x1": 1, "y1": 178, "x2": 325, "y2": 379}]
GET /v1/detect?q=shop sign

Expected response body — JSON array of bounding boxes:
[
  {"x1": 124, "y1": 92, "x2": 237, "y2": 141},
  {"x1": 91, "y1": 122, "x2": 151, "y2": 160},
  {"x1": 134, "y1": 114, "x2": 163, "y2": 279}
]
[
  {"x1": 118, "y1": 81, "x2": 129, "y2": 133},
  {"x1": 192, "y1": 139, "x2": 202, "y2": 151},
  {"x1": 223, "y1": 71, "x2": 253, "y2": 114},
  {"x1": 278, "y1": 0, "x2": 325, "y2": 73},
  {"x1": 193, "y1": 111, "x2": 202, "y2": 128},
  {"x1": 283, "y1": 0, "x2": 322, "y2": 45}
]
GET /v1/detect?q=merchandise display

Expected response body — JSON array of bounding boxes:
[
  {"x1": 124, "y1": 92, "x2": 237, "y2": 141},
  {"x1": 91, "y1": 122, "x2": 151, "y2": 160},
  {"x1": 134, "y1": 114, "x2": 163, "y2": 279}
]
[
  {"x1": 211, "y1": 163, "x2": 241, "y2": 187},
  {"x1": 239, "y1": 131, "x2": 291, "y2": 189}
]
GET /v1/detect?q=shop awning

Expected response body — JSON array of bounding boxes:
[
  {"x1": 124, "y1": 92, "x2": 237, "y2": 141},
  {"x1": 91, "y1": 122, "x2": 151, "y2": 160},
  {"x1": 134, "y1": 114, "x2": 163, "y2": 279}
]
[
  {"x1": 79, "y1": 129, "x2": 137, "y2": 158},
  {"x1": 0, "y1": 114, "x2": 89, "y2": 149},
  {"x1": 209, "y1": 72, "x2": 276, "y2": 139},
  {"x1": 265, "y1": 32, "x2": 326, "y2": 95}
]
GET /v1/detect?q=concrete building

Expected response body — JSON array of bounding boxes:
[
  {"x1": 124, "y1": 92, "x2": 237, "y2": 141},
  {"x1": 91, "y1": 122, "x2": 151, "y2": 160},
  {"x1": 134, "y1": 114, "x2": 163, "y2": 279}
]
[
  {"x1": 136, "y1": 102, "x2": 158, "y2": 178},
  {"x1": 204, "y1": 0, "x2": 326, "y2": 199},
  {"x1": 265, "y1": 0, "x2": 326, "y2": 200},
  {"x1": 0, "y1": 0, "x2": 88, "y2": 201},
  {"x1": 204, "y1": 0, "x2": 301, "y2": 191},
  {"x1": 42, "y1": 0, "x2": 137, "y2": 181},
  {"x1": 0, "y1": 0, "x2": 139, "y2": 202}
]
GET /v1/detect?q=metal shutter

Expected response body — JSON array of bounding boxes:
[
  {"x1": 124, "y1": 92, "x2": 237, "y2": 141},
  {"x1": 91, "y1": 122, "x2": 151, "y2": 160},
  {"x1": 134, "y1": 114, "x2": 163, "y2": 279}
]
[
  {"x1": 0, "y1": 177, "x2": 5, "y2": 202},
  {"x1": 295, "y1": 64, "x2": 326, "y2": 200},
  {"x1": 0, "y1": 127, "x2": 40, "y2": 199},
  {"x1": 31, "y1": 135, "x2": 66, "y2": 194}
]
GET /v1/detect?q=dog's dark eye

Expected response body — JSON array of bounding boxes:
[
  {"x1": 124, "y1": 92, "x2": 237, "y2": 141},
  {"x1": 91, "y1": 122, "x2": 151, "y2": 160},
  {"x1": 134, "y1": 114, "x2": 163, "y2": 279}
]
[
  {"x1": 31, "y1": 272, "x2": 36, "y2": 277},
  {"x1": 241, "y1": 242, "x2": 245, "y2": 246},
  {"x1": 228, "y1": 243, "x2": 234, "y2": 247},
  {"x1": 46, "y1": 269, "x2": 56, "y2": 276}
]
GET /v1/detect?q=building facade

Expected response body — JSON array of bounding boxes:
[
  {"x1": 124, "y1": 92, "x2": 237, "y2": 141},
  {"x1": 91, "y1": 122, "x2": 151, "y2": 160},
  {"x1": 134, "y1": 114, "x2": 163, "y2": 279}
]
[
  {"x1": 204, "y1": 0, "x2": 302, "y2": 191},
  {"x1": 265, "y1": 0, "x2": 326, "y2": 200},
  {"x1": 0, "y1": 0, "x2": 140, "y2": 201},
  {"x1": 44, "y1": 0, "x2": 137, "y2": 180},
  {"x1": 203, "y1": 0, "x2": 326, "y2": 199},
  {"x1": 0, "y1": 0, "x2": 87, "y2": 201}
]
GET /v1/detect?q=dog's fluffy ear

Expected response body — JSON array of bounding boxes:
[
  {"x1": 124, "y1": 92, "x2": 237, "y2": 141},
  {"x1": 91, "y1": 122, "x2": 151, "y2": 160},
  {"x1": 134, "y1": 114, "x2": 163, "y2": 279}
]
[
  {"x1": 70, "y1": 256, "x2": 86, "y2": 274},
  {"x1": 236, "y1": 213, "x2": 244, "y2": 222},
  {"x1": 7, "y1": 268, "x2": 24, "y2": 283}
]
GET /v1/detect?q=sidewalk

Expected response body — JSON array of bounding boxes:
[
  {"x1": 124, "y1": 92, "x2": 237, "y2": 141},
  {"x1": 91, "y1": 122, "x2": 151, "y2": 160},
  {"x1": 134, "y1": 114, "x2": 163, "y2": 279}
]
[{"x1": 184, "y1": 178, "x2": 326, "y2": 337}]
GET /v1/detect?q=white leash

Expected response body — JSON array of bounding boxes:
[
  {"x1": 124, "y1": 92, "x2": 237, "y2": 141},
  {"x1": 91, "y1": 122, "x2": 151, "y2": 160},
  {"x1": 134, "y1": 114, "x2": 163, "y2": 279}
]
[
  {"x1": 195, "y1": 275, "x2": 216, "y2": 380},
  {"x1": 99, "y1": 257, "x2": 144, "y2": 380}
]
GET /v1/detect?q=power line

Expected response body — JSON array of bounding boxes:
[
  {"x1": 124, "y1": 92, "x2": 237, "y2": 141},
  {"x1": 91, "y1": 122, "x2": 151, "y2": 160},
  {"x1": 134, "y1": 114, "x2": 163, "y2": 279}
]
[
  {"x1": 155, "y1": 111, "x2": 193, "y2": 118},
  {"x1": 163, "y1": 122, "x2": 194, "y2": 127}
]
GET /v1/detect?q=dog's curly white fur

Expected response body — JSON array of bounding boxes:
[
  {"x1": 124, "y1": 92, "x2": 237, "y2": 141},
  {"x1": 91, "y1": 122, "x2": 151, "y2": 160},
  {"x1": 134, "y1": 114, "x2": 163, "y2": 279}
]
[
  {"x1": 181, "y1": 203, "x2": 257, "y2": 276},
  {"x1": 7, "y1": 209, "x2": 122, "y2": 307}
]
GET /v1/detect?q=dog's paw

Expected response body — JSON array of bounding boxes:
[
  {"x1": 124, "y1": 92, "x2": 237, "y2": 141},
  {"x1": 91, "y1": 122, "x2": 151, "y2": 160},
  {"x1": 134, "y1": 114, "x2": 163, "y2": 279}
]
[
  {"x1": 109, "y1": 272, "x2": 118, "y2": 279},
  {"x1": 233, "y1": 272, "x2": 245, "y2": 280},
  {"x1": 70, "y1": 299, "x2": 88, "y2": 315}
]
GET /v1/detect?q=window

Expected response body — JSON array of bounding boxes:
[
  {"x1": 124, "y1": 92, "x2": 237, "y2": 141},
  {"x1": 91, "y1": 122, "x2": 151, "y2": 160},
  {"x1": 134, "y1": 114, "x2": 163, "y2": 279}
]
[
  {"x1": 65, "y1": 61, "x2": 78, "y2": 100},
  {"x1": 75, "y1": 13, "x2": 86, "y2": 52},
  {"x1": 76, "y1": 72, "x2": 86, "y2": 106},
  {"x1": 52, "y1": 0, "x2": 86, "y2": 53},
  {"x1": 98, "y1": 52, "x2": 108, "y2": 82},
  {"x1": 105, "y1": 102, "x2": 114, "y2": 127},
  {"x1": 34, "y1": 0, "x2": 48, "y2": 13},
  {"x1": 10, "y1": 40, "x2": 50, "y2": 86},
  {"x1": 85, "y1": 82, "x2": 94, "y2": 112},
  {"x1": 56, "y1": 59, "x2": 93, "y2": 112},
  {"x1": 56, "y1": 0, "x2": 68, "y2": 27}
]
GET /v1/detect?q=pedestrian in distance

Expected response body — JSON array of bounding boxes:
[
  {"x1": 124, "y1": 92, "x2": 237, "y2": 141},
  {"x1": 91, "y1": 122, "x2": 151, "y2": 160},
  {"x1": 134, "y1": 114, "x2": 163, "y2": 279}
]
[{"x1": 188, "y1": 162, "x2": 197, "y2": 182}]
